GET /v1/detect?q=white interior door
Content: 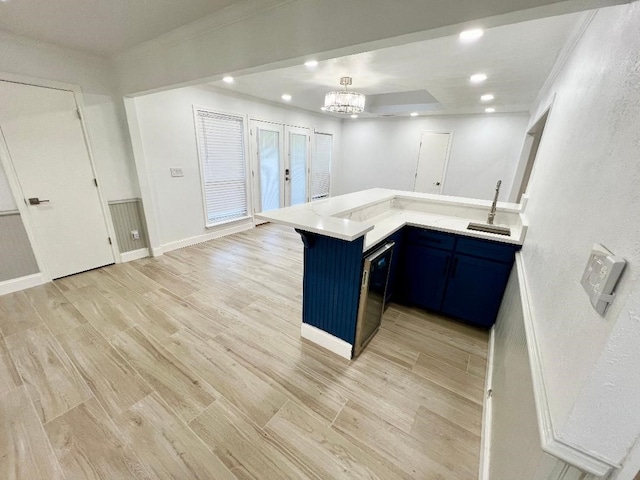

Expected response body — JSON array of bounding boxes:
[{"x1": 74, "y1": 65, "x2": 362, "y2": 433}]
[
  {"x1": 285, "y1": 126, "x2": 310, "y2": 206},
  {"x1": 414, "y1": 132, "x2": 452, "y2": 194},
  {"x1": 0, "y1": 81, "x2": 114, "y2": 279}
]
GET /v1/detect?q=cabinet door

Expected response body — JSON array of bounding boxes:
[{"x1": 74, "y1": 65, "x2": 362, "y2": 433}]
[
  {"x1": 441, "y1": 254, "x2": 512, "y2": 328},
  {"x1": 402, "y1": 244, "x2": 451, "y2": 311}
]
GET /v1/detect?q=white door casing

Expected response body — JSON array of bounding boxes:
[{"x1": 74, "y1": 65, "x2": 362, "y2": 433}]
[
  {"x1": 0, "y1": 80, "x2": 115, "y2": 279},
  {"x1": 414, "y1": 131, "x2": 452, "y2": 194}
]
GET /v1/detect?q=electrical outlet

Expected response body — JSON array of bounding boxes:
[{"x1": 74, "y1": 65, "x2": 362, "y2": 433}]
[
  {"x1": 170, "y1": 167, "x2": 184, "y2": 177},
  {"x1": 131, "y1": 230, "x2": 140, "y2": 240}
]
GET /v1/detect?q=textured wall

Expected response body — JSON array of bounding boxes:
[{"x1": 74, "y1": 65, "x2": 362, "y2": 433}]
[
  {"x1": 521, "y1": 2, "x2": 640, "y2": 468},
  {"x1": 489, "y1": 267, "x2": 589, "y2": 479},
  {"x1": 0, "y1": 212, "x2": 39, "y2": 282},
  {"x1": 108, "y1": 199, "x2": 149, "y2": 253}
]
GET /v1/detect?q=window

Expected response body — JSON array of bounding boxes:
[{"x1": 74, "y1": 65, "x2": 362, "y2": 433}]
[
  {"x1": 194, "y1": 108, "x2": 248, "y2": 226},
  {"x1": 312, "y1": 133, "x2": 332, "y2": 200}
]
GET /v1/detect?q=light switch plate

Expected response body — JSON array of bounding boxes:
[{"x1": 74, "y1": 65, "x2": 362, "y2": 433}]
[
  {"x1": 581, "y1": 243, "x2": 626, "y2": 316},
  {"x1": 170, "y1": 167, "x2": 184, "y2": 177}
]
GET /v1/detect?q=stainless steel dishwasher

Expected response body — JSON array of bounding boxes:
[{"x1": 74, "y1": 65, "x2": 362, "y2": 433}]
[{"x1": 354, "y1": 242, "x2": 395, "y2": 357}]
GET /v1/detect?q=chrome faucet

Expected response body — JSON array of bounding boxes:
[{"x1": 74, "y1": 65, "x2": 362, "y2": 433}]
[{"x1": 487, "y1": 180, "x2": 502, "y2": 225}]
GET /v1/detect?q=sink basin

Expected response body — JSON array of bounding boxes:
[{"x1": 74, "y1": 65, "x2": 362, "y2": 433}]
[{"x1": 467, "y1": 222, "x2": 511, "y2": 236}]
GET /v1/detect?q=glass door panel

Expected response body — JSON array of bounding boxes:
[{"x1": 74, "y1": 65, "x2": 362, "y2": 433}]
[
  {"x1": 285, "y1": 126, "x2": 310, "y2": 206},
  {"x1": 289, "y1": 133, "x2": 307, "y2": 206},
  {"x1": 250, "y1": 119, "x2": 284, "y2": 218},
  {"x1": 258, "y1": 129, "x2": 281, "y2": 212}
]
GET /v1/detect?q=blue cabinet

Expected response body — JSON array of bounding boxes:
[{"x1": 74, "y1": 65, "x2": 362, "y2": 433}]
[
  {"x1": 402, "y1": 243, "x2": 451, "y2": 311},
  {"x1": 441, "y1": 254, "x2": 512, "y2": 328},
  {"x1": 399, "y1": 227, "x2": 519, "y2": 328}
]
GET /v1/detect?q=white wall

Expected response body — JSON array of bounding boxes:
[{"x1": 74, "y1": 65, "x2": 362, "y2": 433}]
[
  {"x1": 519, "y1": 2, "x2": 640, "y2": 470},
  {"x1": 0, "y1": 31, "x2": 138, "y2": 201},
  {"x1": 338, "y1": 114, "x2": 528, "y2": 201},
  {"x1": 133, "y1": 86, "x2": 342, "y2": 247}
]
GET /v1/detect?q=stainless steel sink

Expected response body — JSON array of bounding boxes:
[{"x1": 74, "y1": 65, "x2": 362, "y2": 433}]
[{"x1": 467, "y1": 222, "x2": 511, "y2": 236}]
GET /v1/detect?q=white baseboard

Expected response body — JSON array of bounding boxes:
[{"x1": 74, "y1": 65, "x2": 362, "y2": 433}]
[
  {"x1": 158, "y1": 219, "x2": 253, "y2": 254},
  {"x1": 516, "y1": 253, "x2": 616, "y2": 477},
  {"x1": 479, "y1": 326, "x2": 496, "y2": 480},
  {"x1": 0, "y1": 273, "x2": 46, "y2": 296},
  {"x1": 119, "y1": 248, "x2": 149, "y2": 263},
  {"x1": 300, "y1": 323, "x2": 353, "y2": 360}
]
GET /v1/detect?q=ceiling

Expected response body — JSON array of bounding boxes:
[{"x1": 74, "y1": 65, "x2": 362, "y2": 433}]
[
  {"x1": 0, "y1": 0, "x2": 252, "y2": 55},
  {"x1": 210, "y1": 12, "x2": 585, "y2": 118}
]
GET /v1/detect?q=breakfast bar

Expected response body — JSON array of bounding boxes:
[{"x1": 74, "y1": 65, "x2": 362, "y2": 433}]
[{"x1": 258, "y1": 188, "x2": 527, "y2": 359}]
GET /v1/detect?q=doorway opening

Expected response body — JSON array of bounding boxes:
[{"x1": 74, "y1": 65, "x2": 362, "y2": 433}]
[{"x1": 512, "y1": 108, "x2": 550, "y2": 203}]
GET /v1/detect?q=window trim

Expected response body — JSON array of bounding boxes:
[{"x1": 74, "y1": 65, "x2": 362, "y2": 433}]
[{"x1": 192, "y1": 105, "x2": 253, "y2": 229}]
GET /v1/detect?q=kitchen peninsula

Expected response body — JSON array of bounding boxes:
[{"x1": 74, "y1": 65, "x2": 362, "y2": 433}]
[{"x1": 257, "y1": 189, "x2": 527, "y2": 359}]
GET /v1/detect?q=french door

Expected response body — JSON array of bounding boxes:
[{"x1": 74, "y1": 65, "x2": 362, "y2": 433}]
[{"x1": 250, "y1": 120, "x2": 310, "y2": 217}]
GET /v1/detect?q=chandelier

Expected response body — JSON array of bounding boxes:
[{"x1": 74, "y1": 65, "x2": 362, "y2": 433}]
[{"x1": 324, "y1": 77, "x2": 365, "y2": 114}]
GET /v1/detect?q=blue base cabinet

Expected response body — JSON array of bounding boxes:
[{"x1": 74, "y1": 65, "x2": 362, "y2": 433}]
[
  {"x1": 441, "y1": 254, "x2": 512, "y2": 328},
  {"x1": 398, "y1": 227, "x2": 520, "y2": 328},
  {"x1": 402, "y1": 244, "x2": 450, "y2": 311}
]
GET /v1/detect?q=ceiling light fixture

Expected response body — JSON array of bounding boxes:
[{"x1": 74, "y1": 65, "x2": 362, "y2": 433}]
[
  {"x1": 485, "y1": 107, "x2": 496, "y2": 113},
  {"x1": 324, "y1": 77, "x2": 365, "y2": 114},
  {"x1": 470, "y1": 73, "x2": 488, "y2": 83},
  {"x1": 320, "y1": 107, "x2": 327, "y2": 111},
  {"x1": 481, "y1": 94, "x2": 495, "y2": 101},
  {"x1": 304, "y1": 60, "x2": 319, "y2": 68},
  {"x1": 350, "y1": 114, "x2": 359, "y2": 119},
  {"x1": 222, "y1": 76, "x2": 234, "y2": 83},
  {"x1": 410, "y1": 112, "x2": 419, "y2": 117},
  {"x1": 459, "y1": 29, "x2": 484, "y2": 42},
  {"x1": 281, "y1": 94, "x2": 292, "y2": 101}
]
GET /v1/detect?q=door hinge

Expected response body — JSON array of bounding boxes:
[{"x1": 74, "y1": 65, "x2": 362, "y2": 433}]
[
  {"x1": 487, "y1": 389, "x2": 493, "y2": 398},
  {"x1": 76, "y1": 108, "x2": 82, "y2": 120},
  {"x1": 108, "y1": 237, "x2": 112, "y2": 245},
  {"x1": 93, "y1": 178, "x2": 98, "y2": 187}
]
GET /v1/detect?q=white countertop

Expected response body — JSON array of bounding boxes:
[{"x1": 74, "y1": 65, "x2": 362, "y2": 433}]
[{"x1": 257, "y1": 188, "x2": 527, "y2": 250}]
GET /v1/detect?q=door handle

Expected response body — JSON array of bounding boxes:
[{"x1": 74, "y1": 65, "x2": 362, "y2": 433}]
[
  {"x1": 27, "y1": 197, "x2": 50, "y2": 205},
  {"x1": 435, "y1": 182, "x2": 441, "y2": 186}
]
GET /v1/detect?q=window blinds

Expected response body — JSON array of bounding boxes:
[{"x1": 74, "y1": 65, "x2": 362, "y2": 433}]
[
  {"x1": 195, "y1": 109, "x2": 248, "y2": 225},
  {"x1": 312, "y1": 133, "x2": 332, "y2": 200}
]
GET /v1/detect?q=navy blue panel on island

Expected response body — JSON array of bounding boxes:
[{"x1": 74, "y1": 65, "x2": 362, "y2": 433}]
[{"x1": 296, "y1": 230, "x2": 363, "y2": 345}]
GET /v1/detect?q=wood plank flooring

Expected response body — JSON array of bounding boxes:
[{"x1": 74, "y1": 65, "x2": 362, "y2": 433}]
[{"x1": 0, "y1": 223, "x2": 489, "y2": 479}]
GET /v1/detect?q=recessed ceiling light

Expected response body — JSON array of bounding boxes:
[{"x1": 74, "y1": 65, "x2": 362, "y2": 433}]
[
  {"x1": 281, "y1": 94, "x2": 292, "y2": 101},
  {"x1": 350, "y1": 114, "x2": 358, "y2": 119},
  {"x1": 481, "y1": 94, "x2": 495, "y2": 102},
  {"x1": 485, "y1": 107, "x2": 496, "y2": 113},
  {"x1": 410, "y1": 112, "x2": 419, "y2": 117},
  {"x1": 304, "y1": 60, "x2": 319, "y2": 68},
  {"x1": 320, "y1": 107, "x2": 327, "y2": 111},
  {"x1": 222, "y1": 76, "x2": 234, "y2": 83},
  {"x1": 470, "y1": 73, "x2": 488, "y2": 83},
  {"x1": 459, "y1": 29, "x2": 484, "y2": 42}
]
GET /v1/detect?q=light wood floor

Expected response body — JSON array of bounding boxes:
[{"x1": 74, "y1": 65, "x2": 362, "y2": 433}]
[{"x1": 0, "y1": 224, "x2": 488, "y2": 479}]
